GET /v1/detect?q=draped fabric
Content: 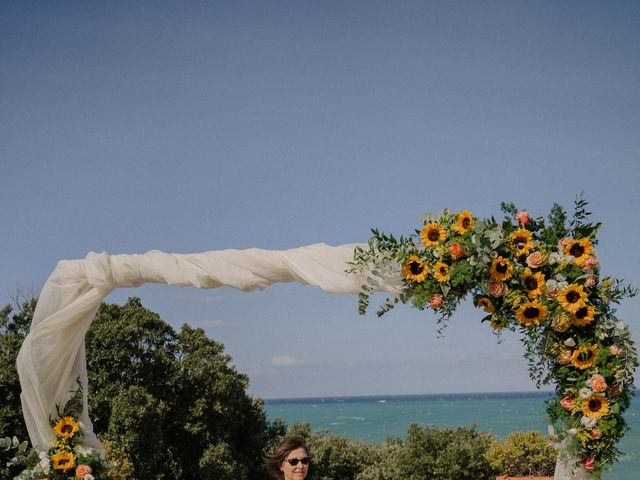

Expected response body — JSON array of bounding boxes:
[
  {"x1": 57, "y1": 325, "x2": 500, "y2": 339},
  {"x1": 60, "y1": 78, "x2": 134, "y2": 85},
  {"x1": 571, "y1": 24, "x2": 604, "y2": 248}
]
[
  {"x1": 16, "y1": 243, "x2": 402, "y2": 452},
  {"x1": 16, "y1": 243, "x2": 580, "y2": 478}
]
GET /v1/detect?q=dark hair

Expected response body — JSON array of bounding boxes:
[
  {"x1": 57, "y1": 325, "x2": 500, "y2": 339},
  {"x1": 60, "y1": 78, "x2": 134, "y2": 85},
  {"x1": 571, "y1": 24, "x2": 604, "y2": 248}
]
[{"x1": 264, "y1": 435, "x2": 311, "y2": 480}]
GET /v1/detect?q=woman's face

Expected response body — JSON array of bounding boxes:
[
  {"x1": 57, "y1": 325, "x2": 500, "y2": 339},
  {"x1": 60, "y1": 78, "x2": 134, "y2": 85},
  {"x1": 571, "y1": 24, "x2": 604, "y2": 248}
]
[{"x1": 280, "y1": 447, "x2": 309, "y2": 480}]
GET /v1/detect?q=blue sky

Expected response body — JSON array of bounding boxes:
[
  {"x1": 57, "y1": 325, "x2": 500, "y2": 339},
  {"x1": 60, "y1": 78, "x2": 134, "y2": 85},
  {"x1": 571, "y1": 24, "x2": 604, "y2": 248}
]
[{"x1": 2, "y1": 1, "x2": 639, "y2": 399}]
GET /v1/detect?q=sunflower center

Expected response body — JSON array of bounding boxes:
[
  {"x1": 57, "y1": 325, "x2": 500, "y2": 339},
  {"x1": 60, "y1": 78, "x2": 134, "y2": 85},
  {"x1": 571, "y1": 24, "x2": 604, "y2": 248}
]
[
  {"x1": 579, "y1": 350, "x2": 594, "y2": 362},
  {"x1": 525, "y1": 277, "x2": 538, "y2": 290},
  {"x1": 427, "y1": 230, "x2": 440, "y2": 241},
  {"x1": 575, "y1": 307, "x2": 588, "y2": 319},
  {"x1": 409, "y1": 262, "x2": 423, "y2": 275},
  {"x1": 588, "y1": 398, "x2": 602, "y2": 412},
  {"x1": 566, "y1": 291, "x2": 581, "y2": 303},
  {"x1": 570, "y1": 243, "x2": 585, "y2": 257},
  {"x1": 461, "y1": 218, "x2": 470, "y2": 228},
  {"x1": 61, "y1": 424, "x2": 73, "y2": 434},
  {"x1": 439, "y1": 266, "x2": 447, "y2": 274},
  {"x1": 524, "y1": 306, "x2": 540, "y2": 319},
  {"x1": 496, "y1": 262, "x2": 508, "y2": 274}
]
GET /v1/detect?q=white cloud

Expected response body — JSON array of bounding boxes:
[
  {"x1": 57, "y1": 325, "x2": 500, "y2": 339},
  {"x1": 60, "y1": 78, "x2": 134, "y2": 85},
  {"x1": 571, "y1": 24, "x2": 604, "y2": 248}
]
[{"x1": 271, "y1": 355, "x2": 305, "y2": 367}]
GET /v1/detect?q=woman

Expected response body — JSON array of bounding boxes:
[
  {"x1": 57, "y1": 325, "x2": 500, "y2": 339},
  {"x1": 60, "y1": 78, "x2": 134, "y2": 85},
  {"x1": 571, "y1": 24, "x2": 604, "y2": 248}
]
[{"x1": 264, "y1": 435, "x2": 311, "y2": 480}]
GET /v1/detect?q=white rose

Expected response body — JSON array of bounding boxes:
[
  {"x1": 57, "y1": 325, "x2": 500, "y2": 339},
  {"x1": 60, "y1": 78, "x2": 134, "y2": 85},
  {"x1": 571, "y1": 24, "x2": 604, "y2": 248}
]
[
  {"x1": 564, "y1": 338, "x2": 576, "y2": 347},
  {"x1": 581, "y1": 416, "x2": 597, "y2": 429},
  {"x1": 579, "y1": 387, "x2": 593, "y2": 399}
]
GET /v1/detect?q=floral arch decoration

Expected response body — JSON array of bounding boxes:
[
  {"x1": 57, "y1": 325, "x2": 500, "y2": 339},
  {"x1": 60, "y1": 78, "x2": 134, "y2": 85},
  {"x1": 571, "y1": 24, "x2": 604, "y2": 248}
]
[
  {"x1": 348, "y1": 198, "x2": 637, "y2": 478},
  {"x1": 15, "y1": 198, "x2": 636, "y2": 480}
]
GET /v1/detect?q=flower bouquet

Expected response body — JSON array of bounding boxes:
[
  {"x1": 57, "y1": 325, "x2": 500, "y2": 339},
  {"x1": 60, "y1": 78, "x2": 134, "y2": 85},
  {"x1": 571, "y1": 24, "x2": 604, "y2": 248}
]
[{"x1": 349, "y1": 197, "x2": 637, "y2": 477}]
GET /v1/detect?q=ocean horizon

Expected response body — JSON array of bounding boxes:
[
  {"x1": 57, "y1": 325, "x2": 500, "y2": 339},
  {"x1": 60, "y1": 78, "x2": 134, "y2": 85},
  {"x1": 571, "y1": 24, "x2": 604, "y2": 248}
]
[{"x1": 264, "y1": 389, "x2": 639, "y2": 480}]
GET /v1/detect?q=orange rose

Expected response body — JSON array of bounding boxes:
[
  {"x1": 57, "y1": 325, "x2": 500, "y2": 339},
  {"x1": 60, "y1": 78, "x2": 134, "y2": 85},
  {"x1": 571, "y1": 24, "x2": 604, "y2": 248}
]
[
  {"x1": 430, "y1": 294, "x2": 444, "y2": 310},
  {"x1": 487, "y1": 281, "x2": 506, "y2": 297},
  {"x1": 590, "y1": 428, "x2": 602, "y2": 440},
  {"x1": 449, "y1": 242, "x2": 466, "y2": 260},
  {"x1": 76, "y1": 465, "x2": 92, "y2": 477},
  {"x1": 525, "y1": 251, "x2": 545, "y2": 269},
  {"x1": 584, "y1": 275, "x2": 597, "y2": 288},
  {"x1": 609, "y1": 344, "x2": 624, "y2": 356},
  {"x1": 558, "y1": 350, "x2": 572, "y2": 365},
  {"x1": 589, "y1": 373, "x2": 607, "y2": 393}
]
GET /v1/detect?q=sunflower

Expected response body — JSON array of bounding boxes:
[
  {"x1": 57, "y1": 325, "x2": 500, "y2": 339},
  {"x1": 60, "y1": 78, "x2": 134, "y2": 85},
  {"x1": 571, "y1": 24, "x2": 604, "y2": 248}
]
[
  {"x1": 515, "y1": 300, "x2": 548, "y2": 327},
  {"x1": 509, "y1": 228, "x2": 534, "y2": 255},
  {"x1": 522, "y1": 268, "x2": 545, "y2": 298},
  {"x1": 420, "y1": 222, "x2": 447, "y2": 247},
  {"x1": 572, "y1": 304, "x2": 596, "y2": 327},
  {"x1": 474, "y1": 295, "x2": 495, "y2": 313},
  {"x1": 582, "y1": 394, "x2": 610, "y2": 418},
  {"x1": 52, "y1": 451, "x2": 76, "y2": 471},
  {"x1": 433, "y1": 261, "x2": 450, "y2": 283},
  {"x1": 402, "y1": 256, "x2": 428, "y2": 283},
  {"x1": 53, "y1": 416, "x2": 79, "y2": 440},
  {"x1": 557, "y1": 284, "x2": 588, "y2": 313},
  {"x1": 453, "y1": 210, "x2": 474, "y2": 234},
  {"x1": 489, "y1": 316, "x2": 504, "y2": 330},
  {"x1": 490, "y1": 256, "x2": 513, "y2": 281},
  {"x1": 563, "y1": 238, "x2": 593, "y2": 267},
  {"x1": 571, "y1": 344, "x2": 598, "y2": 370}
]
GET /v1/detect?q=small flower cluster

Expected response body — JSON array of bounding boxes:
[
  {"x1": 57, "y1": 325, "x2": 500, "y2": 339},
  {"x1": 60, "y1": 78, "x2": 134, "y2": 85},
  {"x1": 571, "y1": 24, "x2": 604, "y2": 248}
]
[
  {"x1": 349, "y1": 198, "x2": 637, "y2": 477},
  {"x1": 15, "y1": 383, "x2": 108, "y2": 480}
]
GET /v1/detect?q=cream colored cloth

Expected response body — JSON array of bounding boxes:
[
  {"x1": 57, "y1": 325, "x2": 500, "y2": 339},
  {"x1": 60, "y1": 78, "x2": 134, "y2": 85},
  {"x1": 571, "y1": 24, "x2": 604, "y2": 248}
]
[{"x1": 16, "y1": 243, "x2": 402, "y2": 452}]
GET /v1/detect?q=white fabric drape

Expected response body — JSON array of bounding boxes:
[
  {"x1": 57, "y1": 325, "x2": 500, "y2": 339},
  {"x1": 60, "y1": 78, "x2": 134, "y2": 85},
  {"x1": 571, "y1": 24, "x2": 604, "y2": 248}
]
[
  {"x1": 16, "y1": 243, "x2": 402, "y2": 452},
  {"x1": 16, "y1": 243, "x2": 581, "y2": 478}
]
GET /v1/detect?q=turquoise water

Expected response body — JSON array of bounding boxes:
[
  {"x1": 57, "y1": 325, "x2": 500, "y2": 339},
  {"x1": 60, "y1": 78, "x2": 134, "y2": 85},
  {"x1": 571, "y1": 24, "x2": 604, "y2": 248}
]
[{"x1": 265, "y1": 391, "x2": 639, "y2": 480}]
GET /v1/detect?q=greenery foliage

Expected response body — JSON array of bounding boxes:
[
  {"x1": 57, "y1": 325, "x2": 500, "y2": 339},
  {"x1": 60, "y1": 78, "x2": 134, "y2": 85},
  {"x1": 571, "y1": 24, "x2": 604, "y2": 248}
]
[{"x1": 486, "y1": 431, "x2": 557, "y2": 476}]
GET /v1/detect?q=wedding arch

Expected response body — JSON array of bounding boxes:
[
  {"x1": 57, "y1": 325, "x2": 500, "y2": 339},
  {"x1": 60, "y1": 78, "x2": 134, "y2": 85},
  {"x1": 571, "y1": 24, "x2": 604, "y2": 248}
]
[{"x1": 16, "y1": 200, "x2": 637, "y2": 479}]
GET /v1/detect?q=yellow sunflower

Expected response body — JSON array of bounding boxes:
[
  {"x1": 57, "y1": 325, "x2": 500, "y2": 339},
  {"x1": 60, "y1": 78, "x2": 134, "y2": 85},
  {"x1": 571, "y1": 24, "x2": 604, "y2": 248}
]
[
  {"x1": 522, "y1": 268, "x2": 545, "y2": 298},
  {"x1": 433, "y1": 261, "x2": 450, "y2": 283},
  {"x1": 53, "y1": 416, "x2": 79, "y2": 440},
  {"x1": 420, "y1": 222, "x2": 447, "y2": 247},
  {"x1": 453, "y1": 210, "x2": 474, "y2": 235},
  {"x1": 489, "y1": 316, "x2": 504, "y2": 330},
  {"x1": 402, "y1": 256, "x2": 428, "y2": 283},
  {"x1": 563, "y1": 238, "x2": 593, "y2": 267},
  {"x1": 52, "y1": 451, "x2": 76, "y2": 471},
  {"x1": 572, "y1": 304, "x2": 596, "y2": 327},
  {"x1": 490, "y1": 256, "x2": 513, "y2": 281},
  {"x1": 570, "y1": 344, "x2": 598, "y2": 370},
  {"x1": 509, "y1": 228, "x2": 534, "y2": 255},
  {"x1": 474, "y1": 295, "x2": 495, "y2": 313},
  {"x1": 515, "y1": 300, "x2": 548, "y2": 327},
  {"x1": 582, "y1": 395, "x2": 610, "y2": 418},
  {"x1": 557, "y1": 284, "x2": 588, "y2": 313}
]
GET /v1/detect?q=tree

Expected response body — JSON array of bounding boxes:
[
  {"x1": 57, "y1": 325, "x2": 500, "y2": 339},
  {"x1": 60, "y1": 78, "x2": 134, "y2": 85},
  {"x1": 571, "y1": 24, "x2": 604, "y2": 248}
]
[{"x1": 1, "y1": 296, "x2": 278, "y2": 479}]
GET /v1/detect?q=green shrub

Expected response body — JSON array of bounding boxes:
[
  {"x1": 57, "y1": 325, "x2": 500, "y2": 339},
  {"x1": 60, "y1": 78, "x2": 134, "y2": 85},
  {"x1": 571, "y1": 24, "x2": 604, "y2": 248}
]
[{"x1": 485, "y1": 430, "x2": 557, "y2": 476}]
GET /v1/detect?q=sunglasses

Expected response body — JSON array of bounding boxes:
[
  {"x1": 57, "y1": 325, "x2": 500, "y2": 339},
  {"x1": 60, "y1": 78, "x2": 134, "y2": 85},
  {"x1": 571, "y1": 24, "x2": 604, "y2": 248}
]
[{"x1": 286, "y1": 457, "x2": 311, "y2": 466}]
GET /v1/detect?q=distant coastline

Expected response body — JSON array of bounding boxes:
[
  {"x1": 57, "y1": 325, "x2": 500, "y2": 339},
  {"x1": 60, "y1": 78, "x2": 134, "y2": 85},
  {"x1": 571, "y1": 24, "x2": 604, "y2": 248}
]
[{"x1": 264, "y1": 390, "x2": 555, "y2": 404}]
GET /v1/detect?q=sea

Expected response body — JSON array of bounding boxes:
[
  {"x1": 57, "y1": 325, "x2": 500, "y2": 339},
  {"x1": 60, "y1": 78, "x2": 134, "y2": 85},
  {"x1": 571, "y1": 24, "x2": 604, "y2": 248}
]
[{"x1": 264, "y1": 391, "x2": 639, "y2": 480}]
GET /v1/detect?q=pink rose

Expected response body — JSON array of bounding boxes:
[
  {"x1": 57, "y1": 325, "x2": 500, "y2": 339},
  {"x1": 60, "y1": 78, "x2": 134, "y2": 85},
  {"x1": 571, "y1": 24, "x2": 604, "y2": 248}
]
[
  {"x1": 589, "y1": 373, "x2": 608, "y2": 393},
  {"x1": 609, "y1": 344, "x2": 624, "y2": 356},
  {"x1": 584, "y1": 275, "x2": 597, "y2": 288},
  {"x1": 559, "y1": 236, "x2": 572, "y2": 247},
  {"x1": 558, "y1": 351, "x2": 572, "y2": 365},
  {"x1": 525, "y1": 251, "x2": 545, "y2": 269},
  {"x1": 560, "y1": 396, "x2": 574, "y2": 411},
  {"x1": 515, "y1": 210, "x2": 530, "y2": 225},
  {"x1": 449, "y1": 242, "x2": 466, "y2": 260},
  {"x1": 76, "y1": 465, "x2": 92, "y2": 477},
  {"x1": 487, "y1": 281, "x2": 506, "y2": 297},
  {"x1": 583, "y1": 255, "x2": 599, "y2": 270},
  {"x1": 581, "y1": 457, "x2": 595, "y2": 471},
  {"x1": 429, "y1": 294, "x2": 444, "y2": 310}
]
